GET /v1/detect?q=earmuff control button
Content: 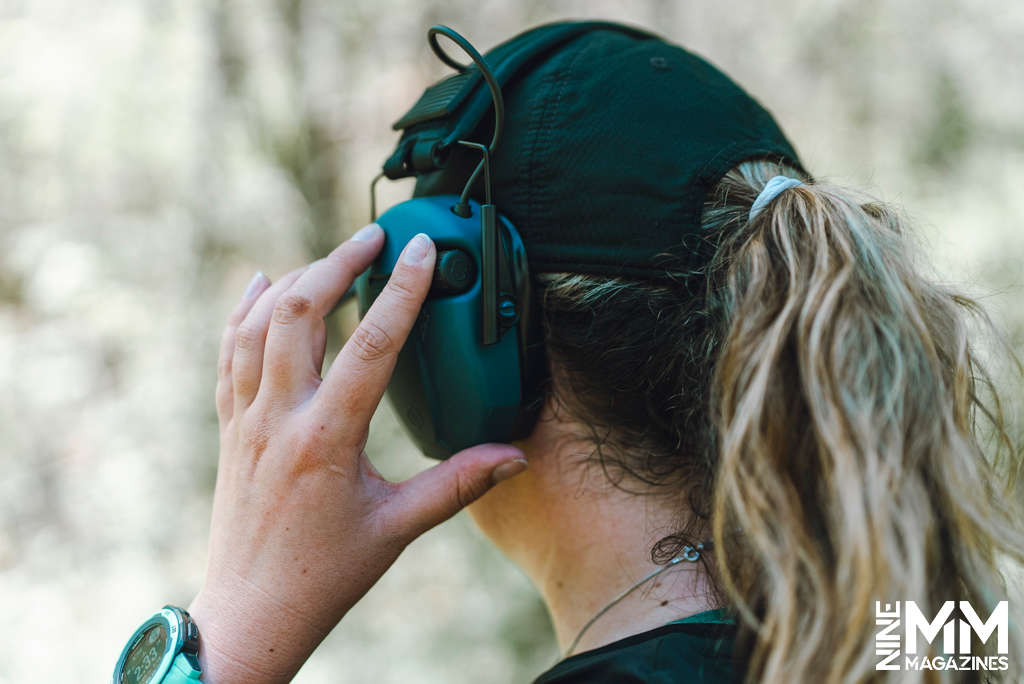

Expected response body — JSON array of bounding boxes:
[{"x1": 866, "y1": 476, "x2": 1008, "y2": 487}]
[
  {"x1": 498, "y1": 294, "x2": 520, "y2": 327},
  {"x1": 431, "y1": 249, "x2": 476, "y2": 296}
]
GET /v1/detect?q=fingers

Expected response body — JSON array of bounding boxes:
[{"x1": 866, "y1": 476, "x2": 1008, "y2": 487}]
[
  {"x1": 260, "y1": 224, "x2": 385, "y2": 403},
  {"x1": 383, "y1": 444, "x2": 529, "y2": 541},
  {"x1": 311, "y1": 233, "x2": 436, "y2": 444},
  {"x1": 231, "y1": 266, "x2": 309, "y2": 412},
  {"x1": 216, "y1": 272, "x2": 270, "y2": 423}
]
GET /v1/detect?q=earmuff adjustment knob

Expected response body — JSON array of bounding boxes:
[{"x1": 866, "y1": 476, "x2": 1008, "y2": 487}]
[{"x1": 431, "y1": 249, "x2": 476, "y2": 296}]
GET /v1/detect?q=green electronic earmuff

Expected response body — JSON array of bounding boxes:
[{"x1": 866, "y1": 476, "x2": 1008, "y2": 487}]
[
  {"x1": 358, "y1": 25, "x2": 548, "y2": 459},
  {"x1": 360, "y1": 21, "x2": 699, "y2": 459}
]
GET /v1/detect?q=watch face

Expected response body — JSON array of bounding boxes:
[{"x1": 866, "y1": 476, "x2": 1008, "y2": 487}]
[{"x1": 120, "y1": 623, "x2": 168, "y2": 684}]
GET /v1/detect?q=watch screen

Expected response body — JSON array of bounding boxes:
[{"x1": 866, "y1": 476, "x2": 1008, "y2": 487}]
[{"x1": 121, "y1": 623, "x2": 168, "y2": 684}]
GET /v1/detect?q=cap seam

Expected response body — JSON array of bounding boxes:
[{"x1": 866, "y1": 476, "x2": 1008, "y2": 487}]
[
  {"x1": 520, "y1": 59, "x2": 560, "y2": 235},
  {"x1": 522, "y1": 45, "x2": 575, "y2": 236},
  {"x1": 528, "y1": 35, "x2": 596, "y2": 240}
]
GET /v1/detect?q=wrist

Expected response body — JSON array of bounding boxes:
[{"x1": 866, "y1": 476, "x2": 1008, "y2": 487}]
[{"x1": 187, "y1": 583, "x2": 320, "y2": 684}]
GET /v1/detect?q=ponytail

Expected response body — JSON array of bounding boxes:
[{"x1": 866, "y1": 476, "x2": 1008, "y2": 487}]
[
  {"x1": 708, "y1": 161, "x2": 1024, "y2": 682},
  {"x1": 536, "y1": 159, "x2": 1024, "y2": 683}
]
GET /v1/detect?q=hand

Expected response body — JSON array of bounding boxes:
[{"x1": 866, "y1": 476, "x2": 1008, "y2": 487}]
[{"x1": 188, "y1": 225, "x2": 529, "y2": 683}]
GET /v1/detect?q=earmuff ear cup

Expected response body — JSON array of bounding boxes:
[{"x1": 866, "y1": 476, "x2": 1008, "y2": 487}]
[{"x1": 357, "y1": 195, "x2": 544, "y2": 459}]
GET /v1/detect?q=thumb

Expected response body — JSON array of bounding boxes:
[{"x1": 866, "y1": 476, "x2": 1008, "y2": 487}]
[{"x1": 385, "y1": 444, "x2": 529, "y2": 541}]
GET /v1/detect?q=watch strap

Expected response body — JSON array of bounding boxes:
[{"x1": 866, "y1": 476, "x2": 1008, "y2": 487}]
[{"x1": 163, "y1": 651, "x2": 202, "y2": 683}]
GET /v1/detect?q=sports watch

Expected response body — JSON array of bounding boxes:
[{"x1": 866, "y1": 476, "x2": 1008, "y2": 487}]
[{"x1": 112, "y1": 606, "x2": 202, "y2": 684}]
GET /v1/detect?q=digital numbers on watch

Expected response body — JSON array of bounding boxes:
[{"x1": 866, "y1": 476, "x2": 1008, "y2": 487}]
[{"x1": 119, "y1": 623, "x2": 169, "y2": 684}]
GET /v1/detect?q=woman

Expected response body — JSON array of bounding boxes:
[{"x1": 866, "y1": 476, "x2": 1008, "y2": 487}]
[{"x1": 183, "y1": 26, "x2": 1024, "y2": 684}]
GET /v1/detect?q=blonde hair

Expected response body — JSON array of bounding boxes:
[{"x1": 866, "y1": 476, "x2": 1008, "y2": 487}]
[{"x1": 538, "y1": 159, "x2": 1024, "y2": 683}]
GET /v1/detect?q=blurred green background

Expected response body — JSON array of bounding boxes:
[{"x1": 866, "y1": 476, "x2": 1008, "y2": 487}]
[{"x1": 1, "y1": 1, "x2": 1023, "y2": 682}]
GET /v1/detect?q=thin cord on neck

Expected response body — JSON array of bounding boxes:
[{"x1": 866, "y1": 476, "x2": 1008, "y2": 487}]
[{"x1": 560, "y1": 541, "x2": 711, "y2": 660}]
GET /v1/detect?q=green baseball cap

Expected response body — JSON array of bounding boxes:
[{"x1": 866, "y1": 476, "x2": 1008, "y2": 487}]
[{"x1": 384, "y1": 21, "x2": 803, "y2": 281}]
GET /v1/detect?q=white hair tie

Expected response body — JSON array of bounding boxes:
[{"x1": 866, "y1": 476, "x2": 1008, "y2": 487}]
[{"x1": 749, "y1": 176, "x2": 804, "y2": 222}]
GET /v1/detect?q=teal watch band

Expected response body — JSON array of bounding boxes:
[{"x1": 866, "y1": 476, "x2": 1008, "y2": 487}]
[{"x1": 163, "y1": 651, "x2": 202, "y2": 683}]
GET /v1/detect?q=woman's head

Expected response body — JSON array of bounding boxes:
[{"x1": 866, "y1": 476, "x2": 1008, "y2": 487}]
[{"x1": 477, "y1": 157, "x2": 1024, "y2": 682}]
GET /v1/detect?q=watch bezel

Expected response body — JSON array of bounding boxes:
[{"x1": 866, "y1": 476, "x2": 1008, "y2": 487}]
[{"x1": 112, "y1": 607, "x2": 184, "y2": 684}]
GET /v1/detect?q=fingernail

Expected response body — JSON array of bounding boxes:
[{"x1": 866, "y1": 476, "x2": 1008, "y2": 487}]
[
  {"x1": 243, "y1": 271, "x2": 265, "y2": 298},
  {"x1": 491, "y1": 459, "x2": 529, "y2": 485},
  {"x1": 401, "y1": 233, "x2": 431, "y2": 265},
  {"x1": 351, "y1": 223, "x2": 382, "y2": 242}
]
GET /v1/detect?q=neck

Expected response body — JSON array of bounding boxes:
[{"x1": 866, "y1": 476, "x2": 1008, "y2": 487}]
[
  {"x1": 467, "y1": 415, "x2": 716, "y2": 657},
  {"x1": 535, "y1": 496, "x2": 713, "y2": 657}
]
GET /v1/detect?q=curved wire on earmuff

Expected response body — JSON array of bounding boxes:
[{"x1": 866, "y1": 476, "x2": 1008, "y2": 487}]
[
  {"x1": 426, "y1": 26, "x2": 509, "y2": 346},
  {"x1": 426, "y1": 25, "x2": 505, "y2": 216},
  {"x1": 368, "y1": 26, "x2": 509, "y2": 345},
  {"x1": 455, "y1": 141, "x2": 491, "y2": 205}
]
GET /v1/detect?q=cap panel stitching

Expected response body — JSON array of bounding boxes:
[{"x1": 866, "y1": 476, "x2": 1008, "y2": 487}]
[
  {"x1": 519, "y1": 52, "x2": 565, "y2": 239},
  {"x1": 526, "y1": 35, "x2": 597, "y2": 244}
]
